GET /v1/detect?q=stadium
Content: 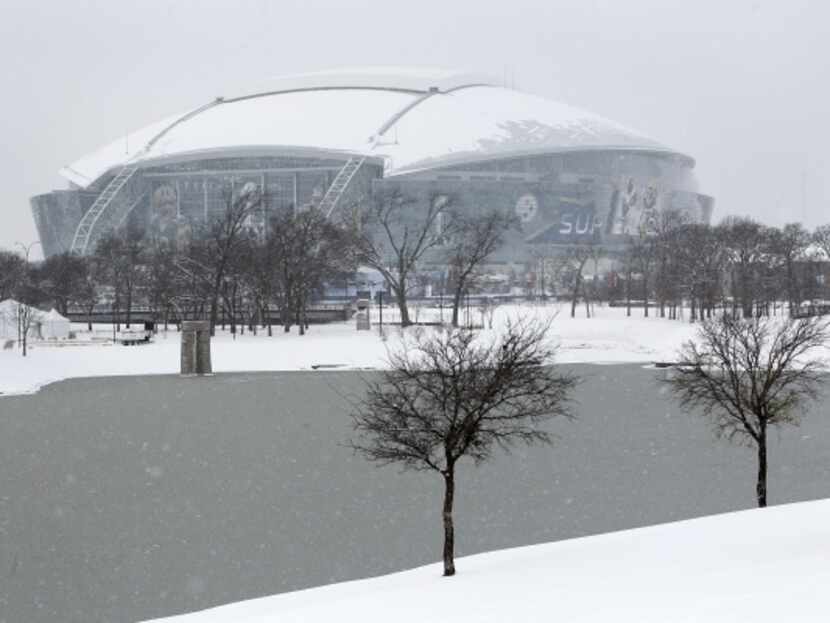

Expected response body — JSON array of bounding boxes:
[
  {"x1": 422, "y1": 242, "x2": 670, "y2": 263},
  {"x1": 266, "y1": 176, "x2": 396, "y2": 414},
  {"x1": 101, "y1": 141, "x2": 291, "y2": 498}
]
[{"x1": 30, "y1": 67, "x2": 713, "y2": 265}]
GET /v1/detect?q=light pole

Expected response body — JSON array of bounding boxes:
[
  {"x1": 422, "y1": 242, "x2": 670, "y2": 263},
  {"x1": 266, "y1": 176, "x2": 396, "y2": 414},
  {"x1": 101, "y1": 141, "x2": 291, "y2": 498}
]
[{"x1": 14, "y1": 240, "x2": 40, "y2": 262}]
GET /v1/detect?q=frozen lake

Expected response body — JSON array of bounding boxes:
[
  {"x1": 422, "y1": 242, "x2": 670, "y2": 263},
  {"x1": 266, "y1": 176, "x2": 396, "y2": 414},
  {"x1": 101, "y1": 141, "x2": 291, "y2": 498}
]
[{"x1": 1, "y1": 366, "x2": 828, "y2": 623}]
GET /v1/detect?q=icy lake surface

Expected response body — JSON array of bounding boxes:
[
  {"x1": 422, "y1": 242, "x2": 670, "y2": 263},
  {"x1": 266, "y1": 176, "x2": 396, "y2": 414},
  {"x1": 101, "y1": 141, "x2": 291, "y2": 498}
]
[{"x1": 1, "y1": 365, "x2": 828, "y2": 623}]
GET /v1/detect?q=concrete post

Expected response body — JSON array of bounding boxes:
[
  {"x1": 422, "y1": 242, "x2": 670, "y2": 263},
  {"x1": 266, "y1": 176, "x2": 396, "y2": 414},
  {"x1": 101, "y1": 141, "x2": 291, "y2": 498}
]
[
  {"x1": 181, "y1": 320, "x2": 212, "y2": 375},
  {"x1": 355, "y1": 298, "x2": 371, "y2": 330}
]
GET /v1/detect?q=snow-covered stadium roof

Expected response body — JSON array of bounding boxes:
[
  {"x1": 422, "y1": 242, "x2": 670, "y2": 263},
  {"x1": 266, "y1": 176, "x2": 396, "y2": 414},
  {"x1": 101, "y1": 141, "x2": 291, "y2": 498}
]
[{"x1": 60, "y1": 67, "x2": 689, "y2": 188}]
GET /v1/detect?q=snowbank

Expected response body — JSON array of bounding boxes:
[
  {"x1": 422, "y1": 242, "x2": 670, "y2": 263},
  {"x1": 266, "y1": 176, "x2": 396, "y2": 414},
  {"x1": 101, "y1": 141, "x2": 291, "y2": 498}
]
[
  {"x1": 0, "y1": 305, "x2": 701, "y2": 397},
  {"x1": 143, "y1": 498, "x2": 830, "y2": 622}
]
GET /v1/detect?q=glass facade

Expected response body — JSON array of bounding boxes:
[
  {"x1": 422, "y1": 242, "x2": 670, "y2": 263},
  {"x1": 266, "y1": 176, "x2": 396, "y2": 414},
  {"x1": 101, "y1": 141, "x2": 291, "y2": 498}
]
[
  {"x1": 31, "y1": 150, "x2": 711, "y2": 261},
  {"x1": 383, "y1": 150, "x2": 713, "y2": 263}
]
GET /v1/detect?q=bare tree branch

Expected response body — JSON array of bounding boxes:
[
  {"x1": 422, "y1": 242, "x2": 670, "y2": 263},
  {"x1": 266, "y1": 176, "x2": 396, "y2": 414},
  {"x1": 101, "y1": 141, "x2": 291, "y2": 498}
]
[{"x1": 349, "y1": 319, "x2": 578, "y2": 575}]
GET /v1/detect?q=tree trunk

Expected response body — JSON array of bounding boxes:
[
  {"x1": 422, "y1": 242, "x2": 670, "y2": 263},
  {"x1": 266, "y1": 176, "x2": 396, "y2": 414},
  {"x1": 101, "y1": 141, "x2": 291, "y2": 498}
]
[
  {"x1": 114, "y1": 298, "x2": 121, "y2": 333},
  {"x1": 229, "y1": 299, "x2": 236, "y2": 337},
  {"x1": 125, "y1": 289, "x2": 132, "y2": 328},
  {"x1": 297, "y1": 306, "x2": 305, "y2": 336},
  {"x1": 395, "y1": 286, "x2": 411, "y2": 327},
  {"x1": 451, "y1": 288, "x2": 463, "y2": 328},
  {"x1": 442, "y1": 470, "x2": 456, "y2": 577},
  {"x1": 756, "y1": 432, "x2": 767, "y2": 508},
  {"x1": 21, "y1": 313, "x2": 28, "y2": 356},
  {"x1": 570, "y1": 276, "x2": 580, "y2": 319},
  {"x1": 742, "y1": 284, "x2": 753, "y2": 319},
  {"x1": 282, "y1": 297, "x2": 292, "y2": 333}
]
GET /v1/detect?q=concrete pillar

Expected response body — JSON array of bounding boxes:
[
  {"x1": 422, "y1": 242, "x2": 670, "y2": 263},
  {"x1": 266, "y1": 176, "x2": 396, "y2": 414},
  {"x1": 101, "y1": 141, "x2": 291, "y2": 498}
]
[
  {"x1": 181, "y1": 320, "x2": 212, "y2": 375},
  {"x1": 355, "y1": 299, "x2": 371, "y2": 330}
]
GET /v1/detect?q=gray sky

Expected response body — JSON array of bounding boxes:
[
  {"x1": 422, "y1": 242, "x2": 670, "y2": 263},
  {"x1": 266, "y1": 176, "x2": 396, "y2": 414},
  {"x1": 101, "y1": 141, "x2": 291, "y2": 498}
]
[{"x1": 1, "y1": 0, "x2": 828, "y2": 256}]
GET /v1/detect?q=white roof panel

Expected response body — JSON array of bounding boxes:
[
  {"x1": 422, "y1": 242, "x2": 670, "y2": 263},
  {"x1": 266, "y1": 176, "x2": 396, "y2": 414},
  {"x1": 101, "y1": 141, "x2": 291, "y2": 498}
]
[
  {"x1": 146, "y1": 89, "x2": 414, "y2": 162},
  {"x1": 378, "y1": 86, "x2": 669, "y2": 174},
  {"x1": 60, "y1": 68, "x2": 683, "y2": 188},
  {"x1": 60, "y1": 112, "x2": 181, "y2": 186}
]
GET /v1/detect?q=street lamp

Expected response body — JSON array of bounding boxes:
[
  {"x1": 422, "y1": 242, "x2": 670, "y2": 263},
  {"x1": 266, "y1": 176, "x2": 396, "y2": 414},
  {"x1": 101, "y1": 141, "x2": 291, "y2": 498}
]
[{"x1": 15, "y1": 240, "x2": 40, "y2": 262}]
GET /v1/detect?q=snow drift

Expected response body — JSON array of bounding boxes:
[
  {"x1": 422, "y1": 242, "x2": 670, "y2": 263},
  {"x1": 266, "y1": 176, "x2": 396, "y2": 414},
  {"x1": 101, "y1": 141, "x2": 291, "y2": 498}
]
[{"x1": 144, "y1": 499, "x2": 830, "y2": 622}]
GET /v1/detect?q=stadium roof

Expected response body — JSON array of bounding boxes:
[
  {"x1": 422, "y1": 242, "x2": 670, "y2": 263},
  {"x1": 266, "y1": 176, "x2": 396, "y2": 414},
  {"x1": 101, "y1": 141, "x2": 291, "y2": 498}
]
[{"x1": 60, "y1": 67, "x2": 690, "y2": 188}]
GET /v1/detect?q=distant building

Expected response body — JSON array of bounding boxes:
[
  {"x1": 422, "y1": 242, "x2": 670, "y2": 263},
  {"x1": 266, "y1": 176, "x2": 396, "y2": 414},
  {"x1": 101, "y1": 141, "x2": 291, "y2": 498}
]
[{"x1": 31, "y1": 67, "x2": 713, "y2": 263}]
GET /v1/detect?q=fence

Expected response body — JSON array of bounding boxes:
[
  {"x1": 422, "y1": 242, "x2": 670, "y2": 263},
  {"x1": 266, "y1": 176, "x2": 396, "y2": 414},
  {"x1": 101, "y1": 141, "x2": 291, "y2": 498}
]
[
  {"x1": 792, "y1": 304, "x2": 830, "y2": 319},
  {"x1": 66, "y1": 304, "x2": 354, "y2": 326}
]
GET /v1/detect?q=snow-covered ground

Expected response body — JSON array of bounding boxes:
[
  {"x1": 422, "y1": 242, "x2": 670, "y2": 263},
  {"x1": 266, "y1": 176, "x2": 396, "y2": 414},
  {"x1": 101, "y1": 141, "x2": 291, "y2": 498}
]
[
  {"x1": 0, "y1": 304, "x2": 701, "y2": 396},
  {"x1": 143, "y1": 499, "x2": 830, "y2": 623}
]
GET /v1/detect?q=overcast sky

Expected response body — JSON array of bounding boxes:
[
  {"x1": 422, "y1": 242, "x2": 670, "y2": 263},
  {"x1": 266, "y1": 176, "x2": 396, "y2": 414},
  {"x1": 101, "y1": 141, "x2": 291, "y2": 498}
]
[{"x1": 1, "y1": 0, "x2": 828, "y2": 256}]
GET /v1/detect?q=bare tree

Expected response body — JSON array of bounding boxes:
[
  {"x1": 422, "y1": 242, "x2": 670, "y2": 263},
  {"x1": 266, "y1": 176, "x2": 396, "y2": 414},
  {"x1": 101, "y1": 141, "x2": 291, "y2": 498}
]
[
  {"x1": 77, "y1": 270, "x2": 100, "y2": 332},
  {"x1": 814, "y1": 224, "x2": 830, "y2": 260},
  {"x1": 267, "y1": 208, "x2": 299, "y2": 333},
  {"x1": 119, "y1": 226, "x2": 145, "y2": 329},
  {"x1": 445, "y1": 209, "x2": 515, "y2": 327},
  {"x1": 555, "y1": 243, "x2": 604, "y2": 318},
  {"x1": 4, "y1": 298, "x2": 41, "y2": 357},
  {"x1": 4, "y1": 262, "x2": 42, "y2": 357},
  {"x1": 6, "y1": 243, "x2": 46, "y2": 356},
  {"x1": 145, "y1": 240, "x2": 179, "y2": 332},
  {"x1": 292, "y1": 208, "x2": 351, "y2": 334},
  {"x1": 35, "y1": 252, "x2": 88, "y2": 316},
  {"x1": 676, "y1": 223, "x2": 725, "y2": 322},
  {"x1": 664, "y1": 315, "x2": 828, "y2": 507},
  {"x1": 239, "y1": 236, "x2": 278, "y2": 336},
  {"x1": 269, "y1": 205, "x2": 350, "y2": 334},
  {"x1": 0, "y1": 250, "x2": 26, "y2": 301},
  {"x1": 349, "y1": 320, "x2": 578, "y2": 576},
  {"x1": 768, "y1": 223, "x2": 812, "y2": 314},
  {"x1": 93, "y1": 225, "x2": 146, "y2": 331},
  {"x1": 720, "y1": 217, "x2": 769, "y2": 318},
  {"x1": 619, "y1": 243, "x2": 636, "y2": 317},
  {"x1": 480, "y1": 297, "x2": 500, "y2": 329},
  {"x1": 19, "y1": 301, "x2": 40, "y2": 356},
  {"x1": 355, "y1": 188, "x2": 456, "y2": 327},
  {"x1": 628, "y1": 231, "x2": 658, "y2": 317},
  {"x1": 181, "y1": 187, "x2": 262, "y2": 334},
  {"x1": 652, "y1": 209, "x2": 687, "y2": 319}
]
